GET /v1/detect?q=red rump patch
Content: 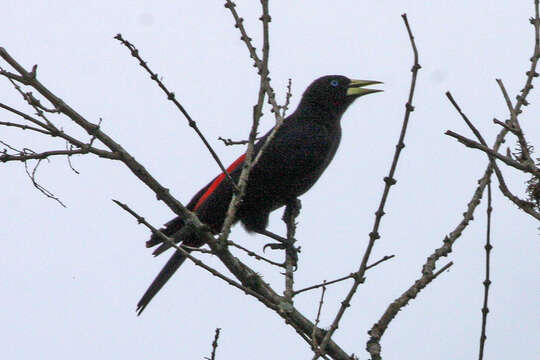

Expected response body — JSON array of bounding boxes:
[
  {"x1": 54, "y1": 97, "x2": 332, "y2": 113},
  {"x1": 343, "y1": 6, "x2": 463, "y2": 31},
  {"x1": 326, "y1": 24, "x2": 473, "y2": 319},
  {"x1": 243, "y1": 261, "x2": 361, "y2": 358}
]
[{"x1": 194, "y1": 153, "x2": 246, "y2": 211}]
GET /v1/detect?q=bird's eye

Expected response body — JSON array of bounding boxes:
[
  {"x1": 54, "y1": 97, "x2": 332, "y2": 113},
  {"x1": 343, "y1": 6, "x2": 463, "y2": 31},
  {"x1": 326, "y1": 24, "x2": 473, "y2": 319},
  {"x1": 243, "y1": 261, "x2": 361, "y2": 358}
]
[{"x1": 330, "y1": 79, "x2": 339, "y2": 87}]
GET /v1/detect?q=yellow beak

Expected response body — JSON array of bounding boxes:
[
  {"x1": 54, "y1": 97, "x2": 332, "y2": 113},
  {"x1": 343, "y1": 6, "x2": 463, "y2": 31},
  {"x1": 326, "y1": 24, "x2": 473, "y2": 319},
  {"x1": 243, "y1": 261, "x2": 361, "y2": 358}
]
[{"x1": 346, "y1": 79, "x2": 383, "y2": 96}]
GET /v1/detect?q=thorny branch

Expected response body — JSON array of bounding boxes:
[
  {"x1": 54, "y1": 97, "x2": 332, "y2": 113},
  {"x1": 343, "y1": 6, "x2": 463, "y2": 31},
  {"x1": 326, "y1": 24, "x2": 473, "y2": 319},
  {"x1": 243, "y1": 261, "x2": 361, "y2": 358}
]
[
  {"x1": 445, "y1": 130, "x2": 540, "y2": 178},
  {"x1": 205, "y1": 328, "x2": 221, "y2": 360},
  {"x1": 223, "y1": 0, "x2": 282, "y2": 117},
  {"x1": 446, "y1": 91, "x2": 540, "y2": 221},
  {"x1": 478, "y1": 182, "x2": 493, "y2": 360},
  {"x1": 218, "y1": 77, "x2": 291, "y2": 146},
  {"x1": 281, "y1": 78, "x2": 293, "y2": 118},
  {"x1": 114, "y1": 34, "x2": 239, "y2": 193},
  {"x1": 227, "y1": 240, "x2": 285, "y2": 267},
  {"x1": 317, "y1": 13, "x2": 421, "y2": 358},
  {"x1": 293, "y1": 255, "x2": 395, "y2": 296},
  {"x1": 283, "y1": 199, "x2": 301, "y2": 303},
  {"x1": 368, "y1": 3, "x2": 540, "y2": 359},
  {"x1": 311, "y1": 285, "x2": 328, "y2": 360}
]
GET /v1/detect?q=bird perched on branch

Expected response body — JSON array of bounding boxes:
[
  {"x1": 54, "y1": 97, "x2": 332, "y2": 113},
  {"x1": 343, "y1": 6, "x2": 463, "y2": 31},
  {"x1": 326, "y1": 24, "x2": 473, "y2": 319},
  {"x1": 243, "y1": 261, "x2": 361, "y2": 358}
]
[{"x1": 137, "y1": 75, "x2": 382, "y2": 315}]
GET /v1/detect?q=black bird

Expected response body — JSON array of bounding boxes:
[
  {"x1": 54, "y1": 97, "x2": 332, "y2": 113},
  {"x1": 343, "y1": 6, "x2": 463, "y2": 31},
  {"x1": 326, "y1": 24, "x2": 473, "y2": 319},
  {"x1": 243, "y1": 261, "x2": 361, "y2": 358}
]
[{"x1": 137, "y1": 75, "x2": 381, "y2": 315}]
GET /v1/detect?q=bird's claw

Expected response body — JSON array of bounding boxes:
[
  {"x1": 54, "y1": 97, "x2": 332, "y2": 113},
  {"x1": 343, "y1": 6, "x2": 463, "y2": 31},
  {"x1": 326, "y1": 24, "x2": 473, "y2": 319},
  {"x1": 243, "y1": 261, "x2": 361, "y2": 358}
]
[
  {"x1": 263, "y1": 242, "x2": 287, "y2": 252},
  {"x1": 262, "y1": 241, "x2": 300, "y2": 270}
]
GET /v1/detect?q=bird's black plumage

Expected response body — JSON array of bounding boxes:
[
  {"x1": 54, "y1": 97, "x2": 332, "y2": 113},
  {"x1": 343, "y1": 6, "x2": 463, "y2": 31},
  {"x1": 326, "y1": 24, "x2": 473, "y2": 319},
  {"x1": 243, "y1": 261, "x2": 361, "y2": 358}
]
[{"x1": 136, "y1": 75, "x2": 381, "y2": 315}]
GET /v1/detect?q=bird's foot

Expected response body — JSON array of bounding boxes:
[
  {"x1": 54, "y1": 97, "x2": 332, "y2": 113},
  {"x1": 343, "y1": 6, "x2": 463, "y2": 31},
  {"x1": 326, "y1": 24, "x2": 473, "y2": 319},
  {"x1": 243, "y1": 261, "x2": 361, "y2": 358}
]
[
  {"x1": 262, "y1": 240, "x2": 300, "y2": 270},
  {"x1": 255, "y1": 229, "x2": 299, "y2": 269}
]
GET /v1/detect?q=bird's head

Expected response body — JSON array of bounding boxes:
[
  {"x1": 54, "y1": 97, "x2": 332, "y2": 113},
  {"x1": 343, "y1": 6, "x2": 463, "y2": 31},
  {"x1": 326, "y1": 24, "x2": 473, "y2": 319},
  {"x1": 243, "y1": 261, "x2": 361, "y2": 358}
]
[{"x1": 300, "y1": 75, "x2": 382, "y2": 118}]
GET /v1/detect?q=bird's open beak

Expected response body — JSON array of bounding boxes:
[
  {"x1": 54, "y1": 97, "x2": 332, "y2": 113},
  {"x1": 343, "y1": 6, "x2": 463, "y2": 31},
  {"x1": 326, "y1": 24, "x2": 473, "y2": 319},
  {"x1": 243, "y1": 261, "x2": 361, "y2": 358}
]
[{"x1": 347, "y1": 79, "x2": 383, "y2": 97}]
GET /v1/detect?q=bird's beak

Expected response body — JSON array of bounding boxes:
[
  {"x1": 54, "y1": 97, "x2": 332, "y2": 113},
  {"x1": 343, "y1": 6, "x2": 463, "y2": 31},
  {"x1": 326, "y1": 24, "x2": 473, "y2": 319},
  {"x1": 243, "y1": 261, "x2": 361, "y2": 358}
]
[{"x1": 347, "y1": 79, "x2": 383, "y2": 97}]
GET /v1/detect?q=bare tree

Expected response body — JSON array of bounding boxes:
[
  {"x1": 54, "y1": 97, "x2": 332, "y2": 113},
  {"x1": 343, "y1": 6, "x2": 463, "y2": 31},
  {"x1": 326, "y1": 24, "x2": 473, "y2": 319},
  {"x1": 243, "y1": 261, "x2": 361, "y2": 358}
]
[{"x1": 1, "y1": 1, "x2": 538, "y2": 359}]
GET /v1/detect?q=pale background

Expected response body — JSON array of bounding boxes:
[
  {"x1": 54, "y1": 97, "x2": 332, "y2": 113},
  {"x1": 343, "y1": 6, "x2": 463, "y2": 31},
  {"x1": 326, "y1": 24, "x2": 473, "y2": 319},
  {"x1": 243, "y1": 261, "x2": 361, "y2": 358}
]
[{"x1": 1, "y1": 1, "x2": 538, "y2": 359}]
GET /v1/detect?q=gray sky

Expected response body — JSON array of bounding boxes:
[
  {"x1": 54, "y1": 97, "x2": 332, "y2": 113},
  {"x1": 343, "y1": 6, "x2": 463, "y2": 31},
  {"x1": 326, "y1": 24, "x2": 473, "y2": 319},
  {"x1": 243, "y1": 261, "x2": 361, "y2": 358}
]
[{"x1": 1, "y1": 1, "x2": 538, "y2": 359}]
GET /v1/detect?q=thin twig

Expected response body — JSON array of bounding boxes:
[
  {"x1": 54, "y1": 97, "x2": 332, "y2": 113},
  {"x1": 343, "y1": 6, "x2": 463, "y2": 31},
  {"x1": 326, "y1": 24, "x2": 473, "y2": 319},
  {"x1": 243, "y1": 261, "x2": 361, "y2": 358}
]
[
  {"x1": 283, "y1": 199, "x2": 301, "y2": 303},
  {"x1": 478, "y1": 181, "x2": 493, "y2": 360},
  {"x1": 205, "y1": 328, "x2": 221, "y2": 360},
  {"x1": 0, "y1": 102, "x2": 53, "y2": 132},
  {"x1": 367, "y1": 262, "x2": 454, "y2": 359},
  {"x1": 293, "y1": 255, "x2": 395, "y2": 296},
  {"x1": 494, "y1": 0, "x2": 540, "y2": 168},
  {"x1": 492, "y1": 118, "x2": 515, "y2": 133},
  {"x1": 223, "y1": 0, "x2": 282, "y2": 117},
  {"x1": 281, "y1": 78, "x2": 293, "y2": 118},
  {"x1": 0, "y1": 101, "x2": 116, "y2": 160},
  {"x1": 0, "y1": 120, "x2": 51, "y2": 135},
  {"x1": 227, "y1": 240, "x2": 285, "y2": 267},
  {"x1": 1, "y1": 148, "x2": 93, "y2": 163},
  {"x1": 1, "y1": 66, "x2": 61, "y2": 132},
  {"x1": 217, "y1": 136, "x2": 262, "y2": 146},
  {"x1": 114, "y1": 34, "x2": 238, "y2": 193},
  {"x1": 318, "y1": 14, "x2": 421, "y2": 357},
  {"x1": 445, "y1": 130, "x2": 540, "y2": 177},
  {"x1": 23, "y1": 158, "x2": 66, "y2": 207},
  {"x1": 311, "y1": 284, "x2": 327, "y2": 360},
  {"x1": 446, "y1": 92, "x2": 540, "y2": 221},
  {"x1": 65, "y1": 143, "x2": 80, "y2": 174},
  {"x1": 24, "y1": 91, "x2": 59, "y2": 113},
  {"x1": 495, "y1": 79, "x2": 534, "y2": 164}
]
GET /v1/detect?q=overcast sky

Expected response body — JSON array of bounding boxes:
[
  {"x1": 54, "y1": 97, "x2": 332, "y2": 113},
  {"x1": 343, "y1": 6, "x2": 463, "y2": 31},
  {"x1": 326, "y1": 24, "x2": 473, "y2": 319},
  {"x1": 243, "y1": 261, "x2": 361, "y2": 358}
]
[{"x1": 1, "y1": 1, "x2": 539, "y2": 359}]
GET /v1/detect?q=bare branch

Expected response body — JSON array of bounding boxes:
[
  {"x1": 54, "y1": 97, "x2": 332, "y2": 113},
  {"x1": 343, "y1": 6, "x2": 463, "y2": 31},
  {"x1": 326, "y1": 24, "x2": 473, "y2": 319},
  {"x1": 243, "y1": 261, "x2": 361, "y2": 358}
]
[
  {"x1": 204, "y1": 328, "x2": 221, "y2": 360},
  {"x1": 1, "y1": 148, "x2": 94, "y2": 163},
  {"x1": 367, "y1": 262, "x2": 454, "y2": 359},
  {"x1": 446, "y1": 92, "x2": 540, "y2": 220},
  {"x1": 0, "y1": 139, "x2": 68, "y2": 206},
  {"x1": 445, "y1": 130, "x2": 540, "y2": 177},
  {"x1": 217, "y1": 136, "x2": 262, "y2": 146},
  {"x1": 281, "y1": 78, "x2": 293, "y2": 118},
  {"x1": 283, "y1": 199, "x2": 301, "y2": 303},
  {"x1": 493, "y1": 1, "x2": 540, "y2": 167},
  {"x1": 0, "y1": 102, "x2": 117, "y2": 161},
  {"x1": 223, "y1": 0, "x2": 282, "y2": 118},
  {"x1": 0, "y1": 120, "x2": 51, "y2": 135},
  {"x1": 24, "y1": 91, "x2": 60, "y2": 113},
  {"x1": 114, "y1": 34, "x2": 238, "y2": 193},
  {"x1": 367, "y1": 159, "x2": 498, "y2": 353},
  {"x1": 319, "y1": 13, "x2": 421, "y2": 356},
  {"x1": 311, "y1": 285, "x2": 327, "y2": 360},
  {"x1": 0, "y1": 102, "x2": 52, "y2": 132},
  {"x1": 495, "y1": 79, "x2": 534, "y2": 164},
  {"x1": 492, "y1": 118, "x2": 516, "y2": 133},
  {"x1": 366, "y1": 42, "x2": 540, "y2": 353},
  {"x1": 23, "y1": 158, "x2": 66, "y2": 207},
  {"x1": 293, "y1": 255, "x2": 395, "y2": 297},
  {"x1": 227, "y1": 240, "x2": 285, "y2": 267},
  {"x1": 478, "y1": 181, "x2": 493, "y2": 360}
]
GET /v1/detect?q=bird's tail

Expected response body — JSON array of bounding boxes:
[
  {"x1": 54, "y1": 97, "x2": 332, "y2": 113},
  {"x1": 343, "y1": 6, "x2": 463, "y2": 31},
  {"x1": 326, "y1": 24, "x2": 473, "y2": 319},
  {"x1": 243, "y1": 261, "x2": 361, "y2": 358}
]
[
  {"x1": 145, "y1": 216, "x2": 185, "y2": 249},
  {"x1": 136, "y1": 248, "x2": 190, "y2": 315}
]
